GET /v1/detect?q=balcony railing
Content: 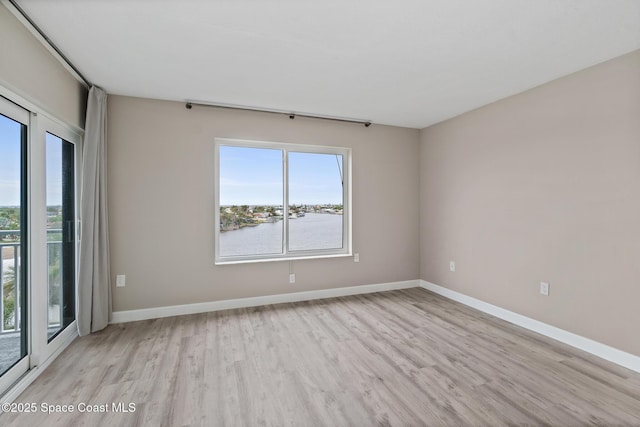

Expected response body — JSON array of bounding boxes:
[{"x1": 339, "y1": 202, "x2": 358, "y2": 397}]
[{"x1": 1, "y1": 229, "x2": 63, "y2": 335}]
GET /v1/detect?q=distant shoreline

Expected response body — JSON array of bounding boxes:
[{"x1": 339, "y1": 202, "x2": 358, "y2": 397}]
[{"x1": 220, "y1": 211, "x2": 341, "y2": 232}]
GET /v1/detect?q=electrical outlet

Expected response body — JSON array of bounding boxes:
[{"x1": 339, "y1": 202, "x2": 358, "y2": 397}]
[
  {"x1": 449, "y1": 261, "x2": 455, "y2": 272},
  {"x1": 540, "y1": 282, "x2": 550, "y2": 296},
  {"x1": 354, "y1": 253, "x2": 360, "y2": 263},
  {"x1": 289, "y1": 273, "x2": 296, "y2": 284},
  {"x1": 116, "y1": 275, "x2": 126, "y2": 287}
]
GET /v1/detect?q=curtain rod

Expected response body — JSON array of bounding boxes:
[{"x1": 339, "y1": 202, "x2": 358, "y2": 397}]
[
  {"x1": 8, "y1": 0, "x2": 91, "y2": 88},
  {"x1": 185, "y1": 102, "x2": 372, "y2": 127}
]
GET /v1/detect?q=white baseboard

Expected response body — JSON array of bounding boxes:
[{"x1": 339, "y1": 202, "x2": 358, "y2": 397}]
[
  {"x1": 420, "y1": 280, "x2": 640, "y2": 374},
  {"x1": 111, "y1": 279, "x2": 420, "y2": 323},
  {"x1": 111, "y1": 277, "x2": 640, "y2": 374},
  {"x1": 1, "y1": 326, "x2": 78, "y2": 403}
]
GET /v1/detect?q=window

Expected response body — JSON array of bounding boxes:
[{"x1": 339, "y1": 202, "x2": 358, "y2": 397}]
[{"x1": 215, "y1": 138, "x2": 351, "y2": 264}]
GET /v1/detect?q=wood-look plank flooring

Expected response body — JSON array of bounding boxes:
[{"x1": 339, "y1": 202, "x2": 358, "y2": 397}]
[{"x1": 2, "y1": 288, "x2": 640, "y2": 426}]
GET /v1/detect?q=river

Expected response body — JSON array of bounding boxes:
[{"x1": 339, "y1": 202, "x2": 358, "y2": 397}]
[{"x1": 219, "y1": 213, "x2": 343, "y2": 257}]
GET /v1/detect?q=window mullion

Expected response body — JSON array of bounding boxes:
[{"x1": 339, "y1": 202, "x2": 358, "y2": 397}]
[{"x1": 282, "y1": 149, "x2": 289, "y2": 256}]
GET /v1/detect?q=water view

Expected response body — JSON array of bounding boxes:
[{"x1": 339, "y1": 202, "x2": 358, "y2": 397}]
[{"x1": 220, "y1": 212, "x2": 343, "y2": 257}]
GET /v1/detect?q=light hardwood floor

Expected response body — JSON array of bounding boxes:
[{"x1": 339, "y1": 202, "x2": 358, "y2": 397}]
[{"x1": 2, "y1": 288, "x2": 640, "y2": 426}]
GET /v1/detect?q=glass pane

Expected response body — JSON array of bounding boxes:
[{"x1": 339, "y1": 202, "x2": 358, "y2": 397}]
[
  {"x1": 219, "y1": 146, "x2": 283, "y2": 257},
  {"x1": 46, "y1": 133, "x2": 75, "y2": 342},
  {"x1": 288, "y1": 152, "x2": 344, "y2": 251},
  {"x1": 0, "y1": 113, "x2": 27, "y2": 377}
]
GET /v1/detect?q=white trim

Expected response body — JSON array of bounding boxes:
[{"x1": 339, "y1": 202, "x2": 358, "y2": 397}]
[
  {"x1": 0, "y1": 326, "x2": 77, "y2": 403},
  {"x1": 215, "y1": 252, "x2": 353, "y2": 265},
  {"x1": 214, "y1": 138, "x2": 352, "y2": 265},
  {"x1": 0, "y1": 93, "x2": 29, "y2": 124},
  {"x1": 0, "y1": 358, "x2": 29, "y2": 399},
  {"x1": 420, "y1": 280, "x2": 640, "y2": 374},
  {"x1": 31, "y1": 117, "x2": 82, "y2": 365},
  {"x1": 28, "y1": 108, "x2": 49, "y2": 368},
  {"x1": 112, "y1": 277, "x2": 640, "y2": 374},
  {"x1": 111, "y1": 280, "x2": 419, "y2": 323},
  {"x1": 0, "y1": 78, "x2": 85, "y2": 136},
  {"x1": 0, "y1": 83, "x2": 84, "y2": 399}
]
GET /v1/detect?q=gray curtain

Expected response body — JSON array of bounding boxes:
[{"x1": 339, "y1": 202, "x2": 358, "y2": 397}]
[{"x1": 77, "y1": 86, "x2": 111, "y2": 336}]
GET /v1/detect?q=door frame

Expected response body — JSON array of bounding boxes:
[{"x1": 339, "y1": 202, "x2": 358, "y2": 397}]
[
  {"x1": 30, "y1": 114, "x2": 82, "y2": 366},
  {"x1": 0, "y1": 95, "x2": 31, "y2": 396},
  {"x1": 0, "y1": 85, "x2": 83, "y2": 398}
]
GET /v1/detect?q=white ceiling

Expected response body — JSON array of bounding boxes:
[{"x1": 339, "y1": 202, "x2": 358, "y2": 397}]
[{"x1": 15, "y1": 0, "x2": 640, "y2": 128}]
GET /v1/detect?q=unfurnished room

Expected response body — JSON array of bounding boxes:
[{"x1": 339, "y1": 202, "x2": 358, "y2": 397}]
[{"x1": 0, "y1": 0, "x2": 640, "y2": 426}]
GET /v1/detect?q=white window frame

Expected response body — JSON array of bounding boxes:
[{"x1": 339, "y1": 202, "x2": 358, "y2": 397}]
[
  {"x1": 0, "y1": 87, "x2": 83, "y2": 398},
  {"x1": 31, "y1": 114, "x2": 82, "y2": 365},
  {"x1": 0, "y1": 95, "x2": 31, "y2": 396},
  {"x1": 215, "y1": 138, "x2": 352, "y2": 264}
]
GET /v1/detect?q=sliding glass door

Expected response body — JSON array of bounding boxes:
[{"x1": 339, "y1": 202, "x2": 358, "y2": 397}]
[
  {"x1": 0, "y1": 99, "x2": 29, "y2": 393},
  {"x1": 46, "y1": 133, "x2": 76, "y2": 342},
  {"x1": 32, "y1": 115, "x2": 80, "y2": 368},
  {"x1": 0, "y1": 95, "x2": 81, "y2": 397}
]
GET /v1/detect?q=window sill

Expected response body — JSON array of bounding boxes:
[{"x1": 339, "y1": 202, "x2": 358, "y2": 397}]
[{"x1": 215, "y1": 252, "x2": 353, "y2": 265}]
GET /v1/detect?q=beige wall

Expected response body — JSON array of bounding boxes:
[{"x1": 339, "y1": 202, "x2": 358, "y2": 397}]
[
  {"x1": 108, "y1": 96, "x2": 420, "y2": 311},
  {"x1": 3, "y1": 0, "x2": 639, "y2": 361},
  {"x1": 0, "y1": 4, "x2": 86, "y2": 128},
  {"x1": 420, "y1": 50, "x2": 640, "y2": 356},
  {"x1": 106, "y1": 38, "x2": 639, "y2": 357}
]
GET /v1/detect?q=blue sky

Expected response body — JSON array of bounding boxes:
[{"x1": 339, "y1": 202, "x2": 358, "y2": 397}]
[
  {"x1": 0, "y1": 114, "x2": 63, "y2": 206},
  {"x1": 220, "y1": 145, "x2": 343, "y2": 205},
  {"x1": 45, "y1": 133, "x2": 63, "y2": 207},
  {"x1": 0, "y1": 115, "x2": 22, "y2": 206}
]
